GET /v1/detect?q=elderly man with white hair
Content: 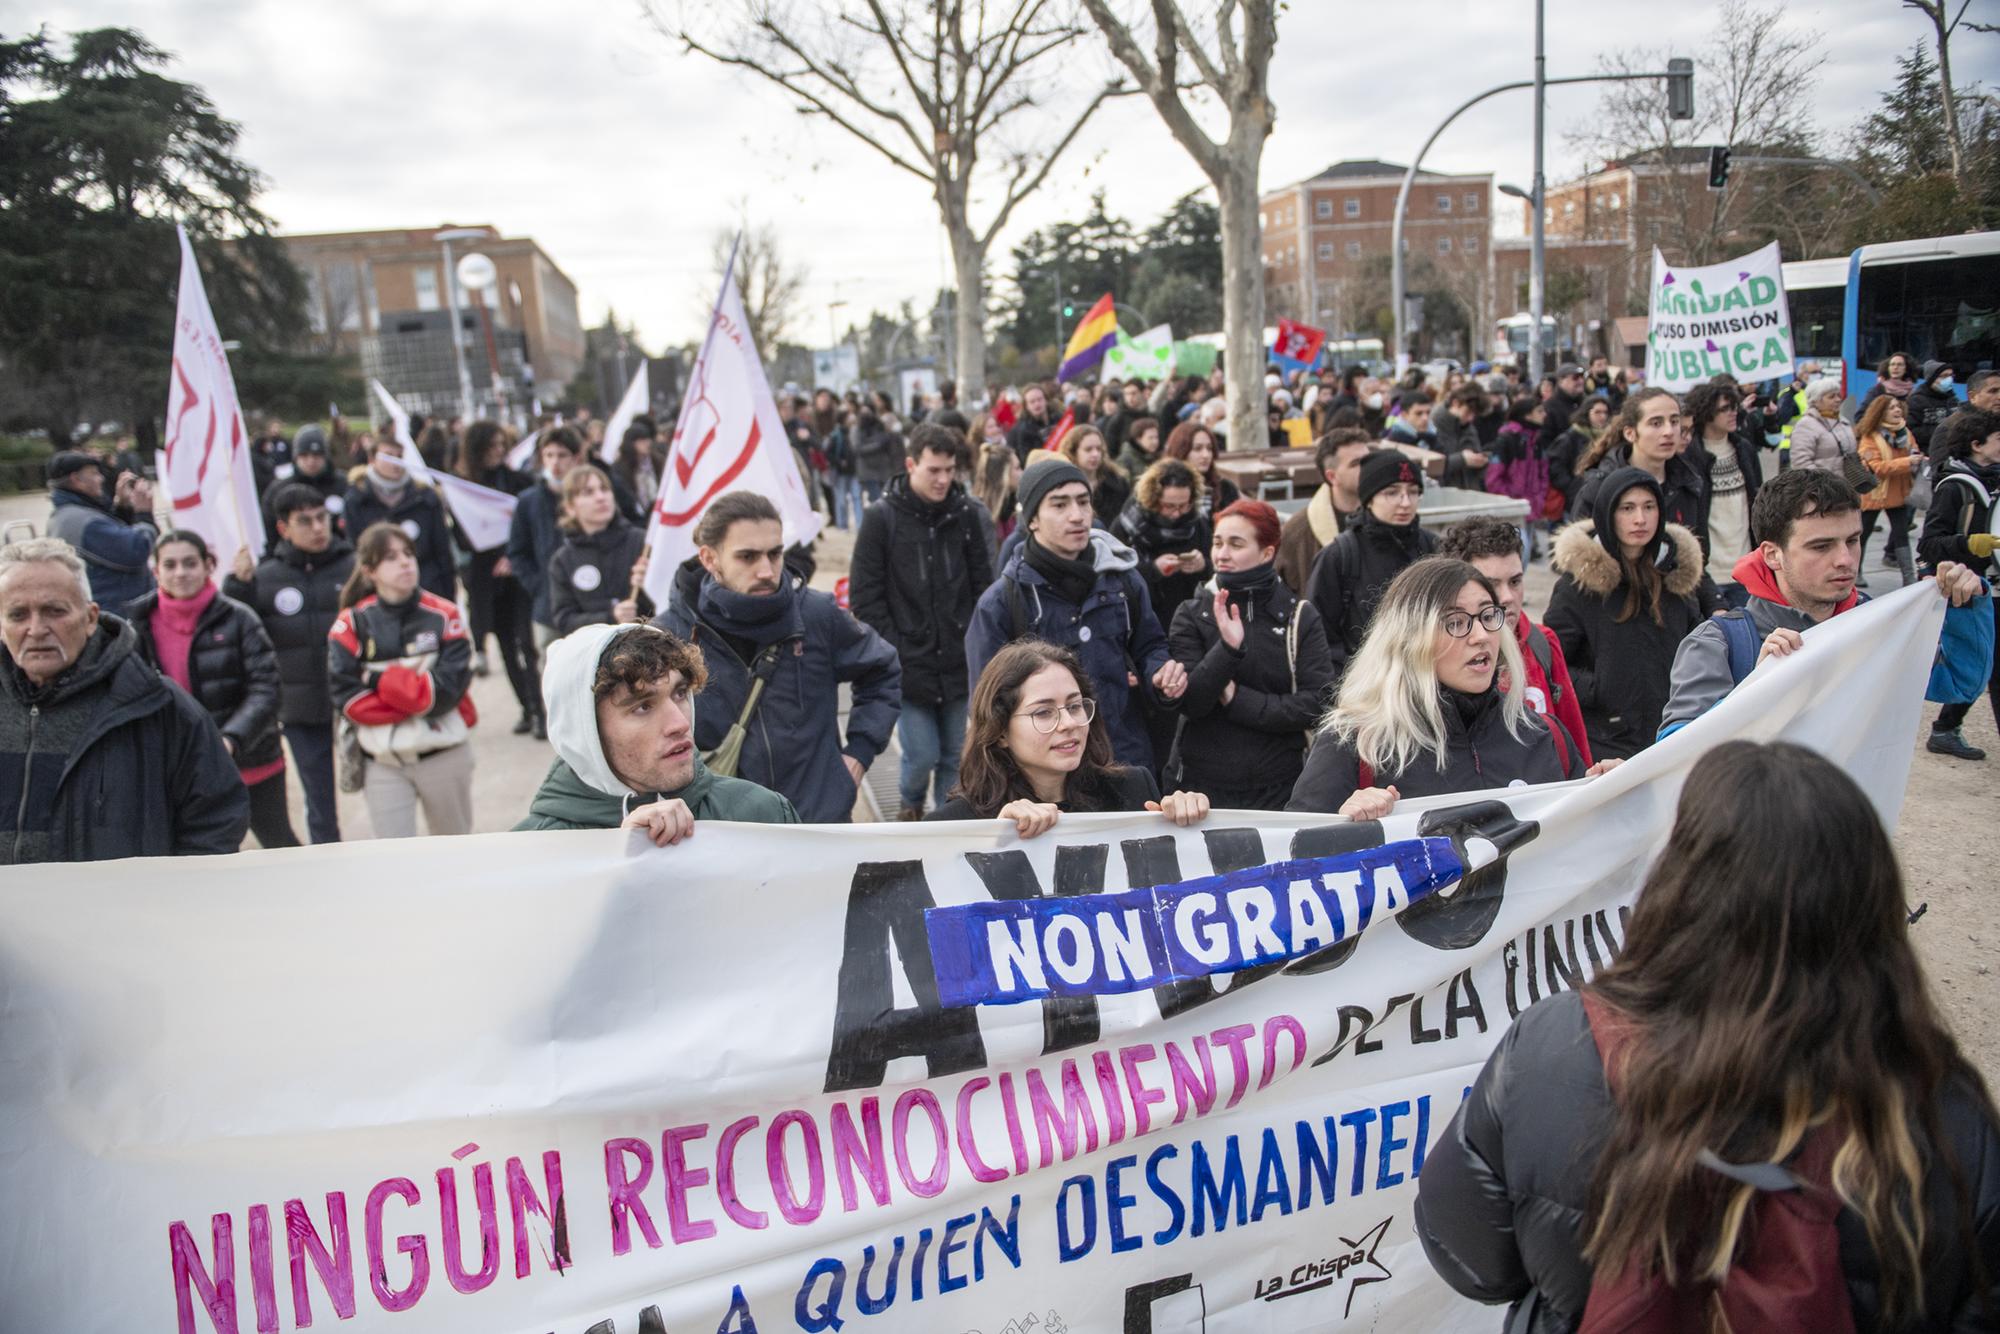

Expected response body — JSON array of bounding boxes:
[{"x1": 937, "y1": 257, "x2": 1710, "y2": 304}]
[
  {"x1": 0, "y1": 537, "x2": 245, "y2": 863},
  {"x1": 1786, "y1": 376, "x2": 1860, "y2": 476}
]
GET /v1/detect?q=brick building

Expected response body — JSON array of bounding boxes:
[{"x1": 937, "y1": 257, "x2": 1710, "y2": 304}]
[
  {"x1": 277, "y1": 224, "x2": 586, "y2": 413},
  {"x1": 1261, "y1": 159, "x2": 1495, "y2": 350}
]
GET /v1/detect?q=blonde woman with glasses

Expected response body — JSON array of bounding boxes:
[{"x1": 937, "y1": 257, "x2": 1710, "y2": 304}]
[
  {"x1": 930, "y1": 639, "x2": 1208, "y2": 837},
  {"x1": 1288, "y1": 556, "x2": 1619, "y2": 818}
]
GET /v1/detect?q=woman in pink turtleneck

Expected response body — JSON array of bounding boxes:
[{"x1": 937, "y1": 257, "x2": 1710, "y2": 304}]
[{"x1": 129, "y1": 531, "x2": 295, "y2": 847}]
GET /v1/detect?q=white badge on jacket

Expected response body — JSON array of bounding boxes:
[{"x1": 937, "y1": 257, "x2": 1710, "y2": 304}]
[{"x1": 571, "y1": 565, "x2": 602, "y2": 591}]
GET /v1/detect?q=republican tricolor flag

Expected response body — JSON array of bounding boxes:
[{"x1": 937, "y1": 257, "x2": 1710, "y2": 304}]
[{"x1": 1057, "y1": 293, "x2": 1117, "y2": 382}]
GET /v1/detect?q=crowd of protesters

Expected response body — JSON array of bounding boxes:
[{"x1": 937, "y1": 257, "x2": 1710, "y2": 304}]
[
  {"x1": 8, "y1": 342, "x2": 2000, "y2": 1330},
  {"x1": 5, "y1": 350, "x2": 1996, "y2": 860}
]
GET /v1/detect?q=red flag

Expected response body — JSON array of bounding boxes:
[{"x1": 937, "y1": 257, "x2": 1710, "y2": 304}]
[
  {"x1": 1041, "y1": 407, "x2": 1076, "y2": 454},
  {"x1": 1275, "y1": 317, "x2": 1327, "y2": 367}
]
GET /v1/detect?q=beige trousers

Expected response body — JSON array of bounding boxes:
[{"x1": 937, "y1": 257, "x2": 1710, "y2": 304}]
[{"x1": 363, "y1": 743, "x2": 475, "y2": 838}]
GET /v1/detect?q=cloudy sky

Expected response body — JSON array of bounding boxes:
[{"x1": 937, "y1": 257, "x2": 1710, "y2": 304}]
[{"x1": 31, "y1": 0, "x2": 1953, "y2": 351}]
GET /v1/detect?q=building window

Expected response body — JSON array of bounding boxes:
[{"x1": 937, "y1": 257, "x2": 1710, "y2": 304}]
[
  {"x1": 1344, "y1": 197, "x2": 1360, "y2": 218},
  {"x1": 1345, "y1": 241, "x2": 1362, "y2": 259},
  {"x1": 1317, "y1": 242, "x2": 1333, "y2": 260},
  {"x1": 1608, "y1": 193, "x2": 1623, "y2": 210},
  {"x1": 1465, "y1": 192, "x2": 1480, "y2": 212},
  {"x1": 1544, "y1": 206, "x2": 1553, "y2": 225},
  {"x1": 1437, "y1": 193, "x2": 1452, "y2": 213},
  {"x1": 1316, "y1": 199, "x2": 1332, "y2": 219},
  {"x1": 1465, "y1": 236, "x2": 1479, "y2": 253},
  {"x1": 414, "y1": 265, "x2": 441, "y2": 312},
  {"x1": 1437, "y1": 236, "x2": 1453, "y2": 254},
  {"x1": 1564, "y1": 199, "x2": 1576, "y2": 215}
]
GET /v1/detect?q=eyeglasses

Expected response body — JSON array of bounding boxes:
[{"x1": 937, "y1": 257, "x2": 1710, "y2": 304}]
[
  {"x1": 1016, "y1": 699, "x2": 1096, "y2": 733},
  {"x1": 1440, "y1": 605, "x2": 1507, "y2": 638}
]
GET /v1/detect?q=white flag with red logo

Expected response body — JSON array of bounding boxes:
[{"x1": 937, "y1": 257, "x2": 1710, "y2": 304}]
[
  {"x1": 162, "y1": 225, "x2": 264, "y2": 563},
  {"x1": 642, "y1": 255, "x2": 821, "y2": 608}
]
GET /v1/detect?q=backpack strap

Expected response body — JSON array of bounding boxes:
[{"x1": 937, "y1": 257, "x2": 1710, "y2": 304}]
[
  {"x1": 1005, "y1": 573, "x2": 1027, "y2": 642},
  {"x1": 1525, "y1": 622, "x2": 1559, "y2": 702},
  {"x1": 1335, "y1": 534, "x2": 1365, "y2": 651},
  {"x1": 1714, "y1": 610, "x2": 1762, "y2": 686}
]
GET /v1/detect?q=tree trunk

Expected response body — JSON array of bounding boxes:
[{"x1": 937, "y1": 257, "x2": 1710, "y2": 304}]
[
  {"x1": 1215, "y1": 151, "x2": 1266, "y2": 455},
  {"x1": 1931, "y1": 11, "x2": 1966, "y2": 183},
  {"x1": 949, "y1": 224, "x2": 988, "y2": 401}
]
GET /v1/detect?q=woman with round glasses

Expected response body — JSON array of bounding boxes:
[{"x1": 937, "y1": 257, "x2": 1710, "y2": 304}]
[
  {"x1": 932, "y1": 639, "x2": 1211, "y2": 837},
  {"x1": 1288, "y1": 556, "x2": 1615, "y2": 818}
]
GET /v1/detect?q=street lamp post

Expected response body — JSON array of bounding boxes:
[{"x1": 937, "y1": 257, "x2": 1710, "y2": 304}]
[
  {"x1": 1389, "y1": 27, "x2": 1691, "y2": 378},
  {"x1": 435, "y1": 227, "x2": 488, "y2": 423}
]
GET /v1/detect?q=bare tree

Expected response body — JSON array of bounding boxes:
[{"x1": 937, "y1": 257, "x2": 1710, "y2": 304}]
[
  {"x1": 1078, "y1": 0, "x2": 1276, "y2": 452},
  {"x1": 1904, "y1": 0, "x2": 1973, "y2": 184},
  {"x1": 1569, "y1": 0, "x2": 1825, "y2": 264},
  {"x1": 660, "y1": 1, "x2": 1126, "y2": 393},
  {"x1": 701, "y1": 218, "x2": 809, "y2": 358}
]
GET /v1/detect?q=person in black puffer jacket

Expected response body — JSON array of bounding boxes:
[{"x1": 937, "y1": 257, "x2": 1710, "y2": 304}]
[
  {"x1": 224, "y1": 482, "x2": 356, "y2": 844},
  {"x1": 1416, "y1": 741, "x2": 2000, "y2": 1334},
  {"x1": 128, "y1": 531, "x2": 293, "y2": 848},
  {"x1": 546, "y1": 466, "x2": 652, "y2": 639},
  {"x1": 343, "y1": 434, "x2": 457, "y2": 603},
  {"x1": 1289, "y1": 557, "x2": 1600, "y2": 816},
  {"x1": 1908, "y1": 359, "x2": 1961, "y2": 461},
  {"x1": 1167, "y1": 499, "x2": 1335, "y2": 809},
  {"x1": 1114, "y1": 458, "x2": 1214, "y2": 627},
  {"x1": 1304, "y1": 449, "x2": 1440, "y2": 677},
  {"x1": 849, "y1": 427, "x2": 996, "y2": 817},
  {"x1": 1542, "y1": 468, "x2": 1706, "y2": 761}
]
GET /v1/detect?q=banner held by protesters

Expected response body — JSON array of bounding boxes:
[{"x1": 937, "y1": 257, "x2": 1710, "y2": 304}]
[
  {"x1": 0, "y1": 583, "x2": 1949, "y2": 1333},
  {"x1": 1645, "y1": 241, "x2": 1795, "y2": 391}
]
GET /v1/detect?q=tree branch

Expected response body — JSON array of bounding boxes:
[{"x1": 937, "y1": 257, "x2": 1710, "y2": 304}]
[{"x1": 979, "y1": 78, "x2": 1129, "y2": 246}]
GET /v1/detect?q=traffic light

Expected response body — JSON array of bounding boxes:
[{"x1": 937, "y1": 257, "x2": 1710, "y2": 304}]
[
  {"x1": 1707, "y1": 144, "x2": 1732, "y2": 190},
  {"x1": 1063, "y1": 301, "x2": 1076, "y2": 319},
  {"x1": 1667, "y1": 57, "x2": 1694, "y2": 120}
]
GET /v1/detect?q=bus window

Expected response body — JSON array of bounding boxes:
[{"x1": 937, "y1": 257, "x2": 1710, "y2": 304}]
[
  {"x1": 1789, "y1": 287, "x2": 1844, "y2": 361},
  {"x1": 1857, "y1": 254, "x2": 2000, "y2": 377}
]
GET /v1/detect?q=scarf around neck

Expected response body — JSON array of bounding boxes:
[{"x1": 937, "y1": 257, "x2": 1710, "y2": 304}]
[
  {"x1": 697, "y1": 573, "x2": 798, "y2": 646},
  {"x1": 1025, "y1": 536, "x2": 1099, "y2": 607}
]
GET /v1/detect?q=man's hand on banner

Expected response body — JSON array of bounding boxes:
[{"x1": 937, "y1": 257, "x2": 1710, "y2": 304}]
[
  {"x1": 623, "y1": 798, "x2": 694, "y2": 847},
  {"x1": 1758, "y1": 626, "x2": 1806, "y2": 665},
  {"x1": 1146, "y1": 791, "x2": 1211, "y2": 826},
  {"x1": 998, "y1": 799, "x2": 1062, "y2": 838},
  {"x1": 1931, "y1": 561, "x2": 1983, "y2": 607},
  {"x1": 1585, "y1": 758, "x2": 1625, "y2": 777},
  {"x1": 1341, "y1": 784, "x2": 1401, "y2": 821}
]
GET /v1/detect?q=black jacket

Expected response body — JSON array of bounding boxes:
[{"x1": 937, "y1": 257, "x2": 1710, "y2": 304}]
[
  {"x1": 1910, "y1": 383, "x2": 1960, "y2": 462},
  {"x1": 1166, "y1": 574, "x2": 1336, "y2": 807},
  {"x1": 1919, "y1": 458, "x2": 2000, "y2": 580},
  {"x1": 849, "y1": 478, "x2": 995, "y2": 707},
  {"x1": 1114, "y1": 500, "x2": 1213, "y2": 626},
  {"x1": 0, "y1": 617, "x2": 247, "y2": 863},
  {"x1": 1542, "y1": 520, "x2": 1707, "y2": 761},
  {"x1": 507, "y1": 481, "x2": 564, "y2": 627},
  {"x1": 1007, "y1": 412, "x2": 1057, "y2": 463},
  {"x1": 1304, "y1": 512, "x2": 1440, "y2": 673},
  {"x1": 223, "y1": 538, "x2": 357, "y2": 726},
  {"x1": 1546, "y1": 426, "x2": 1595, "y2": 511},
  {"x1": 1286, "y1": 684, "x2": 1574, "y2": 813},
  {"x1": 1090, "y1": 469, "x2": 1132, "y2": 527},
  {"x1": 1416, "y1": 989, "x2": 2000, "y2": 1334},
  {"x1": 261, "y1": 465, "x2": 350, "y2": 543},
  {"x1": 547, "y1": 518, "x2": 651, "y2": 636},
  {"x1": 342, "y1": 469, "x2": 457, "y2": 602},
  {"x1": 127, "y1": 590, "x2": 284, "y2": 770}
]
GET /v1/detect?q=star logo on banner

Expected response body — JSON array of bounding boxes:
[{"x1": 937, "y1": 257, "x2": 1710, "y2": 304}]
[{"x1": 1340, "y1": 1217, "x2": 1394, "y2": 1317}]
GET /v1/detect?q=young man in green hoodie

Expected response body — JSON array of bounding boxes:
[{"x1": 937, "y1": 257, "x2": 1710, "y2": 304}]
[{"x1": 515, "y1": 621, "x2": 797, "y2": 843}]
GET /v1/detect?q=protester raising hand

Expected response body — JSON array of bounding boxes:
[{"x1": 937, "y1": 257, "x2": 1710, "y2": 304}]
[
  {"x1": 1212, "y1": 586, "x2": 1245, "y2": 649},
  {"x1": 232, "y1": 544, "x2": 256, "y2": 584}
]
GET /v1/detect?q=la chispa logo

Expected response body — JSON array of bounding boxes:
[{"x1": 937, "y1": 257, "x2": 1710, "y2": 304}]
[{"x1": 1254, "y1": 1217, "x2": 1393, "y2": 1317}]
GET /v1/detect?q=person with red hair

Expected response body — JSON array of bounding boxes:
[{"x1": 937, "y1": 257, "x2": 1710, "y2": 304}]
[{"x1": 1163, "y1": 498, "x2": 1336, "y2": 808}]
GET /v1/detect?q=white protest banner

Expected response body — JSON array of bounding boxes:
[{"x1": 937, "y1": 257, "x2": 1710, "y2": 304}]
[
  {"x1": 600, "y1": 363, "x2": 650, "y2": 465},
  {"x1": 162, "y1": 224, "x2": 265, "y2": 563},
  {"x1": 1104, "y1": 323, "x2": 1176, "y2": 382},
  {"x1": 1645, "y1": 241, "x2": 1795, "y2": 391},
  {"x1": 368, "y1": 378, "x2": 518, "y2": 552},
  {"x1": 0, "y1": 585, "x2": 1946, "y2": 1334},
  {"x1": 642, "y1": 248, "x2": 822, "y2": 608}
]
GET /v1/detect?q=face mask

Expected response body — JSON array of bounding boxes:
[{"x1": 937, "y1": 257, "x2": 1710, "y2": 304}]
[
  {"x1": 1365, "y1": 393, "x2": 1385, "y2": 410},
  {"x1": 542, "y1": 467, "x2": 563, "y2": 488},
  {"x1": 1937, "y1": 375, "x2": 1955, "y2": 390}
]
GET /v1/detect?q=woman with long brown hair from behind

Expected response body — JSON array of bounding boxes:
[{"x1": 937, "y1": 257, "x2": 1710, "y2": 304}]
[{"x1": 1416, "y1": 739, "x2": 2000, "y2": 1331}]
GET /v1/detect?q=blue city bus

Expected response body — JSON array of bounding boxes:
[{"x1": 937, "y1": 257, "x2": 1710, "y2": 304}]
[{"x1": 1840, "y1": 231, "x2": 1999, "y2": 404}]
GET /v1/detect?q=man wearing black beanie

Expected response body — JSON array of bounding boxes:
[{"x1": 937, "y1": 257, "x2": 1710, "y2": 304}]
[
  {"x1": 966, "y1": 454, "x2": 1184, "y2": 769},
  {"x1": 1305, "y1": 448, "x2": 1438, "y2": 675}
]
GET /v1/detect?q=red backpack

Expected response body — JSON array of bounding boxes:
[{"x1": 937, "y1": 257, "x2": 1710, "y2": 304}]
[{"x1": 1576, "y1": 991, "x2": 1857, "y2": 1334}]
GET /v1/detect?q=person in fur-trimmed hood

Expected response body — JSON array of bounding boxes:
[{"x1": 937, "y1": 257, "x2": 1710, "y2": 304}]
[{"x1": 1543, "y1": 467, "x2": 1706, "y2": 761}]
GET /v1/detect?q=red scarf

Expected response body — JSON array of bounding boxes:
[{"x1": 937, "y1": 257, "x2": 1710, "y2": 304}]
[{"x1": 150, "y1": 583, "x2": 216, "y2": 693}]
